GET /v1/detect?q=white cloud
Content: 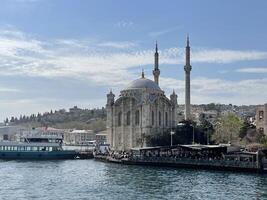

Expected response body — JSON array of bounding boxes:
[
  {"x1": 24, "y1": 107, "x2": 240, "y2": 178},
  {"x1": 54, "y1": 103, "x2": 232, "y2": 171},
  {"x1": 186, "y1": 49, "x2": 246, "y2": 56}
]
[
  {"x1": 0, "y1": 29, "x2": 267, "y2": 88},
  {"x1": 0, "y1": 87, "x2": 20, "y2": 93},
  {"x1": 159, "y1": 77, "x2": 267, "y2": 105},
  {"x1": 236, "y1": 67, "x2": 267, "y2": 73},
  {"x1": 192, "y1": 49, "x2": 267, "y2": 64},
  {"x1": 0, "y1": 28, "x2": 267, "y2": 108},
  {"x1": 114, "y1": 20, "x2": 134, "y2": 28},
  {"x1": 98, "y1": 41, "x2": 136, "y2": 49},
  {"x1": 148, "y1": 26, "x2": 181, "y2": 37}
]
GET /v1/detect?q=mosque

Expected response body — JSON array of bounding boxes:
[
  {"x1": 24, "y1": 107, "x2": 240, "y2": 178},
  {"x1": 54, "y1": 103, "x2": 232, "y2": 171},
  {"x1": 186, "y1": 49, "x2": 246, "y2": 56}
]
[{"x1": 106, "y1": 37, "x2": 192, "y2": 151}]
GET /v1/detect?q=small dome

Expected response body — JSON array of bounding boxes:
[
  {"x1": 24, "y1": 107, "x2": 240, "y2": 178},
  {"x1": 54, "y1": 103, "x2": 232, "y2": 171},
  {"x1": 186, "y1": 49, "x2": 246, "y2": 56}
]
[{"x1": 125, "y1": 77, "x2": 161, "y2": 90}]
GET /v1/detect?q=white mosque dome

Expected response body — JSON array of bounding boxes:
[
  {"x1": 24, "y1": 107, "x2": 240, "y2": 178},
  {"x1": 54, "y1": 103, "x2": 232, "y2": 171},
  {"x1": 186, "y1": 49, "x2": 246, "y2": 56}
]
[{"x1": 125, "y1": 77, "x2": 161, "y2": 90}]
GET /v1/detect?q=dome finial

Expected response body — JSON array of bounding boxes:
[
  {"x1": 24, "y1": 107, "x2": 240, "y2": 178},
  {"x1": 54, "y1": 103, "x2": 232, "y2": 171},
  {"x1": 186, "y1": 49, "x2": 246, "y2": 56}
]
[{"x1": 141, "y1": 68, "x2": 145, "y2": 78}]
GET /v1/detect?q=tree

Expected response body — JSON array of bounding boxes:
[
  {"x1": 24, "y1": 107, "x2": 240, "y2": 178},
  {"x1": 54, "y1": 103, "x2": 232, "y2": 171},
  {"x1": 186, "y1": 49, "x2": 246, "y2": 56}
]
[
  {"x1": 10, "y1": 117, "x2": 15, "y2": 123},
  {"x1": 4, "y1": 118, "x2": 9, "y2": 124},
  {"x1": 212, "y1": 113, "x2": 243, "y2": 144},
  {"x1": 261, "y1": 136, "x2": 267, "y2": 148},
  {"x1": 198, "y1": 119, "x2": 214, "y2": 144}
]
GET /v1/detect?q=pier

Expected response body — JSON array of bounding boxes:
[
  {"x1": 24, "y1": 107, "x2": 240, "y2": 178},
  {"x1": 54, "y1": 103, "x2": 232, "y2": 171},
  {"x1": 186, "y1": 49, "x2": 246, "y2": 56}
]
[{"x1": 94, "y1": 144, "x2": 267, "y2": 173}]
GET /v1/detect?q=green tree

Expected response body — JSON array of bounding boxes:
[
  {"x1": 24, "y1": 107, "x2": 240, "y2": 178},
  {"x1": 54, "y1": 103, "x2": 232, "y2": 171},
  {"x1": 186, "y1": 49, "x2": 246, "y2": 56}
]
[
  {"x1": 261, "y1": 136, "x2": 267, "y2": 148},
  {"x1": 212, "y1": 113, "x2": 243, "y2": 144},
  {"x1": 239, "y1": 121, "x2": 250, "y2": 139},
  {"x1": 199, "y1": 119, "x2": 214, "y2": 144}
]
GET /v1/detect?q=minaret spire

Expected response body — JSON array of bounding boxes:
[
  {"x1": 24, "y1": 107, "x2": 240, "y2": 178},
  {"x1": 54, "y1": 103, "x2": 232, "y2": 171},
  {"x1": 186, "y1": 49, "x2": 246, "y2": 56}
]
[
  {"x1": 141, "y1": 68, "x2": 145, "y2": 78},
  {"x1": 184, "y1": 35, "x2": 192, "y2": 121},
  {"x1": 186, "y1": 34, "x2": 191, "y2": 66},
  {"x1": 153, "y1": 41, "x2": 160, "y2": 85}
]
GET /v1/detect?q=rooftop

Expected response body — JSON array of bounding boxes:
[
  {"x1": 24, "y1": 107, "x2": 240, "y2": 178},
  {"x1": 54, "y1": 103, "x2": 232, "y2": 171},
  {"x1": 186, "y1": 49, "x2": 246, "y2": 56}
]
[{"x1": 125, "y1": 77, "x2": 161, "y2": 91}]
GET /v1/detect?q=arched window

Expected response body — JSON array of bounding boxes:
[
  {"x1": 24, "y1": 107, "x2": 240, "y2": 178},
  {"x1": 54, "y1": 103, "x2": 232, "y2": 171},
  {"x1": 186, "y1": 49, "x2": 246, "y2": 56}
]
[
  {"x1": 135, "y1": 110, "x2": 140, "y2": 125},
  {"x1": 159, "y1": 111, "x2": 161, "y2": 126},
  {"x1": 118, "y1": 112, "x2": 122, "y2": 126},
  {"x1": 165, "y1": 112, "x2": 168, "y2": 126},
  {"x1": 152, "y1": 111, "x2": 154, "y2": 126},
  {"x1": 126, "y1": 111, "x2": 131, "y2": 126}
]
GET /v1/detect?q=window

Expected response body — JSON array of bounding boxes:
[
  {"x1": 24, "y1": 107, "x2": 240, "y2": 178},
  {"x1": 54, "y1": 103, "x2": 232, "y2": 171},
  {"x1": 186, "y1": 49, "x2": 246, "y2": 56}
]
[
  {"x1": 32, "y1": 147, "x2": 38, "y2": 151},
  {"x1": 126, "y1": 111, "x2": 131, "y2": 126},
  {"x1": 3, "y1": 134, "x2": 8, "y2": 140},
  {"x1": 135, "y1": 110, "x2": 140, "y2": 125},
  {"x1": 152, "y1": 111, "x2": 154, "y2": 126},
  {"x1": 159, "y1": 111, "x2": 161, "y2": 126},
  {"x1": 259, "y1": 111, "x2": 264, "y2": 120},
  {"x1": 118, "y1": 112, "x2": 122, "y2": 126},
  {"x1": 165, "y1": 112, "x2": 168, "y2": 126}
]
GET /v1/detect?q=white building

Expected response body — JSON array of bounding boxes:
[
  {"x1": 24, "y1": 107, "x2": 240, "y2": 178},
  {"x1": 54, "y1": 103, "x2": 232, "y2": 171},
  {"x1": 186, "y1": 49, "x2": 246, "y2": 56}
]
[
  {"x1": 64, "y1": 129, "x2": 96, "y2": 144},
  {"x1": 96, "y1": 130, "x2": 107, "y2": 144},
  {"x1": 0, "y1": 125, "x2": 26, "y2": 141},
  {"x1": 106, "y1": 43, "x2": 178, "y2": 151}
]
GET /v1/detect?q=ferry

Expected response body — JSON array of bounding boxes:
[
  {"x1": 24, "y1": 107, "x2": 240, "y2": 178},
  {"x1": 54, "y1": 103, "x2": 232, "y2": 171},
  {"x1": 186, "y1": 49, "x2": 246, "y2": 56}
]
[{"x1": 0, "y1": 135, "x2": 78, "y2": 160}]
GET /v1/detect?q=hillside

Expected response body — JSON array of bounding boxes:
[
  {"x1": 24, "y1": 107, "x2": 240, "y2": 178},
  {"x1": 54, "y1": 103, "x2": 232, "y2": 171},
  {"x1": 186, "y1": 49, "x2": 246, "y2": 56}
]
[
  {"x1": 5, "y1": 106, "x2": 107, "y2": 132},
  {"x1": 4, "y1": 103, "x2": 259, "y2": 132}
]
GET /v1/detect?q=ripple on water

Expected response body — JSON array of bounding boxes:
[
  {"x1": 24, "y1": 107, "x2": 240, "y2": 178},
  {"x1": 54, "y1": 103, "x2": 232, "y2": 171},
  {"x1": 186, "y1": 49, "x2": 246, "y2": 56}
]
[{"x1": 0, "y1": 160, "x2": 267, "y2": 200}]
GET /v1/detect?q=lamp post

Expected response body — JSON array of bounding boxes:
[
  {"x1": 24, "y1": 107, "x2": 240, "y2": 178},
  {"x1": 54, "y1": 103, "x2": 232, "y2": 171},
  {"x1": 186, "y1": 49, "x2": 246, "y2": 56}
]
[
  {"x1": 170, "y1": 131, "x2": 175, "y2": 146},
  {"x1": 190, "y1": 124, "x2": 195, "y2": 144}
]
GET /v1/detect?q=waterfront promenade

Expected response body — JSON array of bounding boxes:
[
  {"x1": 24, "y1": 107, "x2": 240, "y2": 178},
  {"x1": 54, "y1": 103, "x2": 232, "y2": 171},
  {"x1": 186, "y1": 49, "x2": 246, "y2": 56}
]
[{"x1": 94, "y1": 145, "x2": 267, "y2": 173}]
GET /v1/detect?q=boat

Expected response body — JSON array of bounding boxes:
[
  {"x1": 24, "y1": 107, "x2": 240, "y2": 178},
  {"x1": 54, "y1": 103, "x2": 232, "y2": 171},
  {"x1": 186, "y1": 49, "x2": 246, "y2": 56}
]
[{"x1": 0, "y1": 135, "x2": 78, "y2": 160}]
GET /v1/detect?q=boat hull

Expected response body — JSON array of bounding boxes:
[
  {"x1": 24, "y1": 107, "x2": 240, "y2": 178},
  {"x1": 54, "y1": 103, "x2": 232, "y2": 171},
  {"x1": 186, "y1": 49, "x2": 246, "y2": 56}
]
[{"x1": 0, "y1": 150, "x2": 78, "y2": 160}]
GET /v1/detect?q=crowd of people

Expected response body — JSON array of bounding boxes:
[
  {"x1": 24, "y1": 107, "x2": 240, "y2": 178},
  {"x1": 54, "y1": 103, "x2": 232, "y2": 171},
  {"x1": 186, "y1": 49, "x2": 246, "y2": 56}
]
[
  {"x1": 94, "y1": 146, "x2": 257, "y2": 164},
  {"x1": 138, "y1": 148, "x2": 225, "y2": 161}
]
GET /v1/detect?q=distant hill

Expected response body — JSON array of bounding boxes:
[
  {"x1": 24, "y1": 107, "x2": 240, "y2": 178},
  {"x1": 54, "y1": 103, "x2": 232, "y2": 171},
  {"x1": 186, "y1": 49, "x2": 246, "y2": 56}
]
[
  {"x1": 4, "y1": 106, "x2": 107, "y2": 132},
  {"x1": 4, "y1": 103, "x2": 259, "y2": 132}
]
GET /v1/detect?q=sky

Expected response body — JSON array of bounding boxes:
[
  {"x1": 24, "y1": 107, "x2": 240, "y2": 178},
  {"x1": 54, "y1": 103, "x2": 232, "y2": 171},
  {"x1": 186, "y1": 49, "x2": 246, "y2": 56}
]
[{"x1": 0, "y1": 0, "x2": 267, "y2": 121}]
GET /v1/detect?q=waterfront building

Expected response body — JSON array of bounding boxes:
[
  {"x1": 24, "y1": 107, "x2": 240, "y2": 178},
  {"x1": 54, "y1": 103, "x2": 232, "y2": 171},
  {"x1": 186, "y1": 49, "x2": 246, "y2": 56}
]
[
  {"x1": 37, "y1": 127, "x2": 66, "y2": 137},
  {"x1": 95, "y1": 130, "x2": 107, "y2": 144},
  {"x1": 0, "y1": 125, "x2": 26, "y2": 141},
  {"x1": 256, "y1": 104, "x2": 267, "y2": 135},
  {"x1": 64, "y1": 129, "x2": 96, "y2": 145},
  {"x1": 184, "y1": 36, "x2": 192, "y2": 120},
  {"x1": 106, "y1": 43, "x2": 178, "y2": 151}
]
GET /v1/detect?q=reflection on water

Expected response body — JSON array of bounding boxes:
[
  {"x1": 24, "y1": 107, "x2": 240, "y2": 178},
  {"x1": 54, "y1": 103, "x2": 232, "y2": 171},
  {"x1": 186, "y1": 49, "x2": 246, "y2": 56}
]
[{"x1": 0, "y1": 160, "x2": 266, "y2": 200}]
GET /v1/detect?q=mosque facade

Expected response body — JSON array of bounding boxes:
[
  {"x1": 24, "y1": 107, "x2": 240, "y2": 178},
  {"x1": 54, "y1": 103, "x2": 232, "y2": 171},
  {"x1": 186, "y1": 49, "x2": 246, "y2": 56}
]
[{"x1": 106, "y1": 39, "x2": 192, "y2": 151}]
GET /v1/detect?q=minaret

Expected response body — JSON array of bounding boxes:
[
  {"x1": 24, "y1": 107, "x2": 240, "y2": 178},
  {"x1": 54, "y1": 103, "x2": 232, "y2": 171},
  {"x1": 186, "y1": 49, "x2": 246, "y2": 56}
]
[
  {"x1": 106, "y1": 89, "x2": 115, "y2": 106},
  {"x1": 153, "y1": 41, "x2": 160, "y2": 85},
  {"x1": 106, "y1": 89, "x2": 115, "y2": 147},
  {"x1": 184, "y1": 35, "x2": 192, "y2": 120},
  {"x1": 141, "y1": 69, "x2": 145, "y2": 78}
]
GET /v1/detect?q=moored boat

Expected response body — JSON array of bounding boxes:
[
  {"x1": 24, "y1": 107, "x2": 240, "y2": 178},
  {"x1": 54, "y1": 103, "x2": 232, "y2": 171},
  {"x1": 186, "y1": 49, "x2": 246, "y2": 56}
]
[{"x1": 0, "y1": 135, "x2": 78, "y2": 160}]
